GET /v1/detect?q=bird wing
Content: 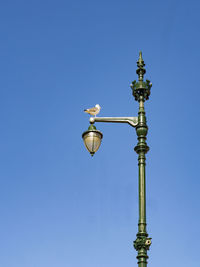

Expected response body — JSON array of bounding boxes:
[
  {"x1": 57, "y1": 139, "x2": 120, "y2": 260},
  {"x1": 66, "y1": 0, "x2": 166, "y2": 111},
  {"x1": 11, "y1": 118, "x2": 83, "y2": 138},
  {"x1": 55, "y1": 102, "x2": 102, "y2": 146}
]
[{"x1": 85, "y1": 107, "x2": 97, "y2": 112}]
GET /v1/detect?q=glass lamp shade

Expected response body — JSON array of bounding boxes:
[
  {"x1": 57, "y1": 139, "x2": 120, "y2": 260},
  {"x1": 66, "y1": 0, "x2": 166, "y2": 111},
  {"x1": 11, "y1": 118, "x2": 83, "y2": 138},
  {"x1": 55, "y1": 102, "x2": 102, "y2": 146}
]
[{"x1": 82, "y1": 124, "x2": 103, "y2": 156}]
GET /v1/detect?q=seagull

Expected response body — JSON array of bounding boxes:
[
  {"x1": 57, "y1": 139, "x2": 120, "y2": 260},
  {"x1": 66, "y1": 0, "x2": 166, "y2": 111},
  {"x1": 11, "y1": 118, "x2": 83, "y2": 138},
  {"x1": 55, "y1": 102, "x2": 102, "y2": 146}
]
[{"x1": 84, "y1": 104, "x2": 101, "y2": 117}]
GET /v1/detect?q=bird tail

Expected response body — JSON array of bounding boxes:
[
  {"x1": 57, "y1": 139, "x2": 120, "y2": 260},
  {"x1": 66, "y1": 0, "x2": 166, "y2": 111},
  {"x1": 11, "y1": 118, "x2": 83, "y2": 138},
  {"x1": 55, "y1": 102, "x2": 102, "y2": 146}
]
[{"x1": 84, "y1": 109, "x2": 89, "y2": 113}]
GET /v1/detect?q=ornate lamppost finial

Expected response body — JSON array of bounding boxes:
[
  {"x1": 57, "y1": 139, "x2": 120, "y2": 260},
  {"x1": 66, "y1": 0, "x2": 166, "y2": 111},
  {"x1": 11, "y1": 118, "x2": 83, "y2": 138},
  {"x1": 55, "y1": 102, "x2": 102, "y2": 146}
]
[
  {"x1": 137, "y1": 51, "x2": 146, "y2": 82},
  {"x1": 130, "y1": 51, "x2": 152, "y2": 102}
]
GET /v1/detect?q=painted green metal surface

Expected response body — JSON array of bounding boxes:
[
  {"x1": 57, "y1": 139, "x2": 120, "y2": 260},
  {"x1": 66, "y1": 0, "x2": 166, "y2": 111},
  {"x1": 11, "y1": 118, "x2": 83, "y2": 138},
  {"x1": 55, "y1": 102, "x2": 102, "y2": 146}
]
[
  {"x1": 89, "y1": 116, "x2": 138, "y2": 128},
  {"x1": 132, "y1": 52, "x2": 152, "y2": 267},
  {"x1": 130, "y1": 52, "x2": 152, "y2": 102}
]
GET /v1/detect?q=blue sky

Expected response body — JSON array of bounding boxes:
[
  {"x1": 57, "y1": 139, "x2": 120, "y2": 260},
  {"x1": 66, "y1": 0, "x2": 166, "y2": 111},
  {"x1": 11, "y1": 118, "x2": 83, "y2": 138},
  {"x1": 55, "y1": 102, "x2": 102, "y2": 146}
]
[{"x1": 0, "y1": 0, "x2": 200, "y2": 266}]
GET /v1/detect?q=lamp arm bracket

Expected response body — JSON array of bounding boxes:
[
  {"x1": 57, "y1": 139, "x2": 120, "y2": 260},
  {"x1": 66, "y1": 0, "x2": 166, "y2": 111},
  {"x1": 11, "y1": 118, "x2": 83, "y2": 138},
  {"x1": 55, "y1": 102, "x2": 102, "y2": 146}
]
[{"x1": 89, "y1": 116, "x2": 138, "y2": 128}]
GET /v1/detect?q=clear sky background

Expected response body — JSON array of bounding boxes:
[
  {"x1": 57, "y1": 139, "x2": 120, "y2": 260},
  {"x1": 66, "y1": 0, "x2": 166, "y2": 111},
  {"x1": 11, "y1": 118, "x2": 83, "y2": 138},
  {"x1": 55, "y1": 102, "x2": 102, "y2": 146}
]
[{"x1": 0, "y1": 0, "x2": 199, "y2": 266}]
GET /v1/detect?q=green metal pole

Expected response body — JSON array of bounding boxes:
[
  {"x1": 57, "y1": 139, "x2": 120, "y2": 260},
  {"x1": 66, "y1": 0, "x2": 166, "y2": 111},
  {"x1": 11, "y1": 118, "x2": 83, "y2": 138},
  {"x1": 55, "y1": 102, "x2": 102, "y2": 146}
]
[{"x1": 131, "y1": 52, "x2": 152, "y2": 267}]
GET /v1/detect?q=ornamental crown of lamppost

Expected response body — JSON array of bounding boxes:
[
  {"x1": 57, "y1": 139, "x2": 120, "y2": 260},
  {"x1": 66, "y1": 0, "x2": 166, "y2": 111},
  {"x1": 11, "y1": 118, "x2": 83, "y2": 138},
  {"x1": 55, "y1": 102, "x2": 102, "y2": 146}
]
[{"x1": 130, "y1": 51, "x2": 152, "y2": 102}]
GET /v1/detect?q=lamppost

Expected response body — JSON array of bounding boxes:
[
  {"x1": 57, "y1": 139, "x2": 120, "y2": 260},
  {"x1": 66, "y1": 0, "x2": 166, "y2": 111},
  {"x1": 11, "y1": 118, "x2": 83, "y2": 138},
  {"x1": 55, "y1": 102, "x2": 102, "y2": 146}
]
[{"x1": 82, "y1": 52, "x2": 152, "y2": 267}]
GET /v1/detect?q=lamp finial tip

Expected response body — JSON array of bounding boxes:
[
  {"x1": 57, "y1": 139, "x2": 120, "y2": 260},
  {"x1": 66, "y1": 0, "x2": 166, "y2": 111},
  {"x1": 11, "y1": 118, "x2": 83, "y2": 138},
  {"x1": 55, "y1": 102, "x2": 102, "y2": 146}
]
[{"x1": 136, "y1": 51, "x2": 146, "y2": 81}]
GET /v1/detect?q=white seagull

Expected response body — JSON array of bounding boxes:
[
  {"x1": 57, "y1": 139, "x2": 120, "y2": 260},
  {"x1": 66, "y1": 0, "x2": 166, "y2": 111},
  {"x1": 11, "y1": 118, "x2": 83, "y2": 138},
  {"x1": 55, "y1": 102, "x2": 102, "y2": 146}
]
[{"x1": 84, "y1": 104, "x2": 101, "y2": 117}]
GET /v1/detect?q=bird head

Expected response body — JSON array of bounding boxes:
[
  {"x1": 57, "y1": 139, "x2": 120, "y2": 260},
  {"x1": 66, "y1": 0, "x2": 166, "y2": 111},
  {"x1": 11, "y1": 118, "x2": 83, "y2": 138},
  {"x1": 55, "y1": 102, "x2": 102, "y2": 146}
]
[{"x1": 95, "y1": 104, "x2": 101, "y2": 109}]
